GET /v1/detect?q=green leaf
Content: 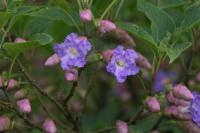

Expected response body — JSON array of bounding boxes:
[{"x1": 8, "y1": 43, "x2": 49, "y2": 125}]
[
  {"x1": 181, "y1": 2, "x2": 200, "y2": 31},
  {"x1": 30, "y1": 33, "x2": 53, "y2": 45},
  {"x1": 137, "y1": 0, "x2": 176, "y2": 42},
  {"x1": 157, "y1": 0, "x2": 187, "y2": 9},
  {"x1": 0, "y1": 12, "x2": 11, "y2": 30},
  {"x1": 116, "y1": 22, "x2": 156, "y2": 46},
  {"x1": 28, "y1": 7, "x2": 80, "y2": 27},
  {"x1": 167, "y1": 42, "x2": 192, "y2": 63},
  {"x1": 3, "y1": 33, "x2": 53, "y2": 57}
]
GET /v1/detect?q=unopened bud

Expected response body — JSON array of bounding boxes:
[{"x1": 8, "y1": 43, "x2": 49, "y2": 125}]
[
  {"x1": 102, "y1": 49, "x2": 114, "y2": 62},
  {"x1": 65, "y1": 69, "x2": 78, "y2": 81},
  {"x1": 145, "y1": 97, "x2": 160, "y2": 112},
  {"x1": 0, "y1": 116, "x2": 10, "y2": 132},
  {"x1": 99, "y1": 20, "x2": 116, "y2": 33},
  {"x1": 0, "y1": 76, "x2": 3, "y2": 87},
  {"x1": 116, "y1": 120, "x2": 128, "y2": 133},
  {"x1": 44, "y1": 54, "x2": 60, "y2": 66},
  {"x1": 173, "y1": 84, "x2": 193, "y2": 101},
  {"x1": 167, "y1": 92, "x2": 190, "y2": 106},
  {"x1": 17, "y1": 98, "x2": 32, "y2": 113},
  {"x1": 136, "y1": 53, "x2": 152, "y2": 70},
  {"x1": 196, "y1": 72, "x2": 200, "y2": 82},
  {"x1": 15, "y1": 37, "x2": 26, "y2": 43},
  {"x1": 80, "y1": 9, "x2": 93, "y2": 23},
  {"x1": 43, "y1": 119, "x2": 57, "y2": 133},
  {"x1": 165, "y1": 106, "x2": 191, "y2": 120},
  {"x1": 115, "y1": 28, "x2": 136, "y2": 47},
  {"x1": 7, "y1": 79, "x2": 18, "y2": 91},
  {"x1": 14, "y1": 90, "x2": 26, "y2": 100}
]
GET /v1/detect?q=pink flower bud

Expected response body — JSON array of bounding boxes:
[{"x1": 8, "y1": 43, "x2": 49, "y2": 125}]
[
  {"x1": 102, "y1": 49, "x2": 114, "y2": 62},
  {"x1": 196, "y1": 72, "x2": 200, "y2": 82},
  {"x1": 136, "y1": 53, "x2": 152, "y2": 70},
  {"x1": 182, "y1": 121, "x2": 200, "y2": 133},
  {"x1": 152, "y1": 131, "x2": 160, "y2": 133},
  {"x1": 167, "y1": 92, "x2": 190, "y2": 106},
  {"x1": 99, "y1": 20, "x2": 116, "y2": 33},
  {"x1": 14, "y1": 90, "x2": 26, "y2": 100},
  {"x1": 44, "y1": 54, "x2": 60, "y2": 66},
  {"x1": 65, "y1": 69, "x2": 78, "y2": 81},
  {"x1": 173, "y1": 84, "x2": 193, "y2": 101},
  {"x1": 6, "y1": 79, "x2": 18, "y2": 91},
  {"x1": 0, "y1": 116, "x2": 10, "y2": 132},
  {"x1": 145, "y1": 97, "x2": 160, "y2": 112},
  {"x1": 80, "y1": 9, "x2": 93, "y2": 23},
  {"x1": 43, "y1": 119, "x2": 57, "y2": 133},
  {"x1": 15, "y1": 37, "x2": 26, "y2": 43},
  {"x1": 116, "y1": 120, "x2": 128, "y2": 133},
  {"x1": 165, "y1": 106, "x2": 191, "y2": 120},
  {"x1": 17, "y1": 98, "x2": 32, "y2": 113},
  {"x1": 79, "y1": 36, "x2": 88, "y2": 41},
  {"x1": 115, "y1": 28, "x2": 136, "y2": 47}
]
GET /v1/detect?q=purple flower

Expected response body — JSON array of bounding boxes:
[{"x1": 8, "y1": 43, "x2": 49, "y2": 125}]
[
  {"x1": 189, "y1": 93, "x2": 200, "y2": 127},
  {"x1": 106, "y1": 45, "x2": 139, "y2": 83},
  {"x1": 153, "y1": 70, "x2": 177, "y2": 93},
  {"x1": 54, "y1": 33, "x2": 91, "y2": 70}
]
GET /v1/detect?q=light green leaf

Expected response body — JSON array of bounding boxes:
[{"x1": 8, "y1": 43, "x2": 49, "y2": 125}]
[
  {"x1": 157, "y1": 0, "x2": 187, "y2": 9},
  {"x1": 167, "y1": 42, "x2": 192, "y2": 63},
  {"x1": 0, "y1": 12, "x2": 11, "y2": 30},
  {"x1": 137, "y1": 0, "x2": 176, "y2": 42},
  {"x1": 181, "y1": 2, "x2": 200, "y2": 31},
  {"x1": 3, "y1": 33, "x2": 53, "y2": 57}
]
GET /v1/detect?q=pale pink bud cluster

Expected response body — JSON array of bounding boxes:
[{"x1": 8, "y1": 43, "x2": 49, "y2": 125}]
[
  {"x1": 15, "y1": 37, "x2": 26, "y2": 43},
  {"x1": 44, "y1": 54, "x2": 60, "y2": 66},
  {"x1": 102, "y1": 49, "x2": 114, "y2": 62},
  {"x1": 116, "y1": 120, "x2": 128, "y2": 133},
  {"x1": 0, "y1": 116, "x2": 10, "y2": 132},
  {"x1": 166, "y1": 84, "x2": 193, "y2": 120},
  {"x1": 17, "y1": 98, "x2": 32, "y2": 113},
  {"x1": 151, "y1": 130, "x2": 160, "y2": 133},
  {"x1": 136, "y1": 53, "x2": 152, "y2": 70},
  {"x1": 165, "y1": 105, "x2": 191, "y2": 120},
  {"x1": 65, "y1": 69, "x2": 78, "y2": 81},
  {"x1": 99, "y1": 20, "x2": 116, "y2": 33},
  {"x1": 43, "y1": 119, "x2": 57, "y2": 133},
  {"x1": 145, "y1": 97, "x2": 160, "y2": 112},
  {"x1": 80, "y1": 9, "x2": 93, "y2": 23},
  {"x1": 115, "y1": 29, "x2": 136, "y2": 47}
]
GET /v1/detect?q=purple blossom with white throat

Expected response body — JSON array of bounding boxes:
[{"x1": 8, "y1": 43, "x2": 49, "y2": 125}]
[
  {"x1": 106, "y1": 45, "x2": 139, "y2": 83},
  {"x1": 54, "y1": 33, "x2": 92, "y2": 70}
]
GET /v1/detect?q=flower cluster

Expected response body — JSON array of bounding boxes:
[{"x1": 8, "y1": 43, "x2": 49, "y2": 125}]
[
  {"x1": 54, "y1": 33, "x2": 92, "y2": 70},
  {"x1": 106, "y1": 45, "x2": 139, "y2": 83}
]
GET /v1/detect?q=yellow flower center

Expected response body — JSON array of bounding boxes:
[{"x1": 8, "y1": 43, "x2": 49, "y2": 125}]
[
  {"x1": 70, "y1": 48, "x2": 78, "y2": 56},
  {"x1": 116, "y1": 60, "x2": 125, "y2": 67}
]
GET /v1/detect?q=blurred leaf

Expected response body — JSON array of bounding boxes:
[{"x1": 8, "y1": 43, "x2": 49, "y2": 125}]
[
  {"x1": 157, "y1": 0, "x2": 187, "y2": 9},
  {"x1": 167, "y1": 42, "x2": 192, "y2": 63},
  {"x1": 3, "y1": 33, "x2": 53, "y2": 57},
  {"x1": 137, "y1": 0, "x2": 176, "y2": 42},
  {"x1": 48, "y1": 0, "x2": 69, "y2": 11},
  {"x1": 181, "y1": 2, "x2": 200, "y2": 31},
  {"x1": 0, "y1": 12, "x2": 11, "y2": 30}
]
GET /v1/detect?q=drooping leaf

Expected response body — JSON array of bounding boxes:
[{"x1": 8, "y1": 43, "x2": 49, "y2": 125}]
[
  {"x1": 181, "y1": 2, "x2": 200, "y2": 31},
  {"x1": 137, "y1": 0, "x2": 176, "y2": 42},
  {"x1": 3, "y1": 33, "x2": 53, "y2": 57},
  {"x1": 167, "y1": 42, "x2": 192, "y2": 63}
]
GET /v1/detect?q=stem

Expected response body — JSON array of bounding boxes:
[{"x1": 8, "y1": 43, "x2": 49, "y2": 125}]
[
  {"x1": 100, "y1": 0, "x2": 118, "y2": 19},
  {"x1": 114, "y1": 0, "x2": 124, "y2": 19},
  {"x1": 16, "y1": 59, "x2": 75, "y2": 126},
  {"x1": 150, "y1": 116, "x2": 164, "y2": 131},
  {"x1": 64, "y1": 81, "x2": 78, "y2": 104}
]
